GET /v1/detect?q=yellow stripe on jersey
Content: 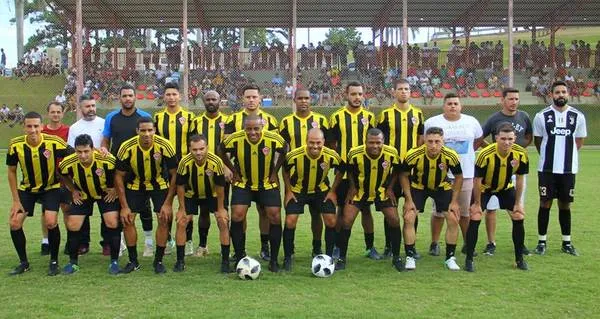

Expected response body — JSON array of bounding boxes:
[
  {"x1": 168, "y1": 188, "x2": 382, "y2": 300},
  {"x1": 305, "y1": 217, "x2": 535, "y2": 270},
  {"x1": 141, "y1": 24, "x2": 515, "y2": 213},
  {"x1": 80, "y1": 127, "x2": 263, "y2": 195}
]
[
  {"x1": 403, "y1": 145, "x2": 462, "y2": 191},
  {"x1": 176, "y1": 151, "x2": 225, "y2": 199},
  {"x1": 279, "y1": 112, "x2": 330, "y2": 150},
  {"x1": 329, "y1": 107, "x2": 376, "y2": 161},
  {"x1": 285, "y1": 146, "x2": 341, "y2": 194},
  {"x1": 59, "y1": 151, "x2": 116, "y2": 200},
  {"x1": 347, "y1": 144, "x2": 399, "y2": 201},
  {"x1": 475, "y1": 143, "x2": 529, "y2": 193},
  {"x1": 224, "y1": 109, "x2": 278, "y2": 134},
  {"x1": 377, "y1": 104, "x2": 424, "y2": 159},
  {"x1": 154, "y1": 107, "x2": 195, "y2": 159},
  {"x1": 191, "y1": 112, "x2": 228, "y2": 153}
]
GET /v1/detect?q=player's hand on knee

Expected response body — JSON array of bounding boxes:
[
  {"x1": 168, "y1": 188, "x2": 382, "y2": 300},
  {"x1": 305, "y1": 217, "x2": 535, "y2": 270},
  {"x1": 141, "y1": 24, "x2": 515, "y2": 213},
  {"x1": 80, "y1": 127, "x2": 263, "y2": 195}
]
[
  {"x1": 512, "y1": 204, "x2": 524, "y2": 218},
  {"x1": 284, "y1": 191, "x2": 297, "y2": 206},
  {"x1": 324, "y1": 191, "x2": 337, "y2": 204},
  {"x1": 120, "y1": 207, "x2": 133, "y2": 225},
  {"x1": 386, "y1": 188, "x2": 396, "y2": 206},
  {"x1": 175, "y1": 209, "x2": 186, "y2": 225},
  {"x1": 469, "y1": 203, "x2": 482, "y2": 221},
  {"x1": 10, "y1": 202, "x2": 25, "y2": 218}
]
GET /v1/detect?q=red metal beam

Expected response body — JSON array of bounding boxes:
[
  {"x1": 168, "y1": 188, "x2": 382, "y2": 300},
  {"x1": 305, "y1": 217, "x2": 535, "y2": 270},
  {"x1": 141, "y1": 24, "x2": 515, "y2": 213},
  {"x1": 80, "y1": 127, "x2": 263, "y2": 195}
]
[{"x1": 193, "y1": 0, "x2": 210, "y2": 30}]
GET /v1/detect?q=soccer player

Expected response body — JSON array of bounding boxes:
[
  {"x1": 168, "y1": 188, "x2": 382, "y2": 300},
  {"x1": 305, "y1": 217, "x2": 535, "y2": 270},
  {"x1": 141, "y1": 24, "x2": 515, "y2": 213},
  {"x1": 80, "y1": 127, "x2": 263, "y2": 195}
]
[
  {"x1": 400, "y1": 127, "x2": 463, "y2": 270},
  {"x1": 7, "y1": 112, "x2": 73, "y2": 276},
  {"x1": 377, "y1": 79, "x2": 424, "y2": 258},
  {"x1": 224, "y1": 84, "x2": 278, "y2": 261},
  {"x1": 424, "y1": 93, "x2": 483, "y2": 256},
  {"x1": 335, "y1": 128, "x2": 403, "y2": 272},
  {"x1": 175, "y1": 135, "x2": 230, "y2": 273},
  {"x1": 101, "y1": 84, "x2": 155, "y2": 257},
  {"x1": 153, "y1": 82, "x2": 195, "y2": 256},
  {"x1": 464, "y1": 123, "x2": 529, "y2": 272},
  {"x1": 328, "y1": 81, "x2": 380, "y2": 260},
  {"x1": 59, "y1": 134, "x2": 121, "y2": 275},
  {"x1": 115, "y1": 117, "x2": 178, "y2": 274},
  {"x1": 533, "y1": 81, "x2": 587, "y2": 256},
  {"x1": 282, "y1": 128, "x2": 342, "y2": 271},
  {"x1": 219, "y1": 115, "x2": 286, "y2": 272},
  {"x1": 190, "y1": 90, "x2": 229, "y2": 258},
  {"x1": 279, "y1": 89, "x2": 330, "y2": 257},
  {"x1": 478, "y1": 88, "x2": 532, "y2": 256}
]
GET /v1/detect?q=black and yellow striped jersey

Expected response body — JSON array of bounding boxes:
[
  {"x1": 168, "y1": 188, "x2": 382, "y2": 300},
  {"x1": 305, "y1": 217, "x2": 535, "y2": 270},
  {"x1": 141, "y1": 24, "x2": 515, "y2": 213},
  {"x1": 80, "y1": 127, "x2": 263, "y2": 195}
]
[
  {"x1": 176, "y1": 151, "x2": 226, "y2": 199},
  {"x1": 59, "y1": 150, "x2": 116, "y2": 200},
  {"x1": 279, "y1": 112, "x2": 329, "y2": 150},
  {"x1": 116, "y1": 135, "x2": 178, "y2": 191},
  {"x1": 284, "y1": 146, "x2": 341, "y2": 194},
  {"x1": 329, "y1": 107, "x2": 376, "y2": 161},
  {"x1": 153, "y1": 107, "x2": 195, "y2": 159},
  {"x1": 475, "y1": 143, "x2": 529, "y2": 193},
  {"x1": 377, "y1": 104, "x2": 424, "y2": 159},
  {"x1": 224, "y1": 109, "x2": 278, "y2": 134},
  {"x1": 6, "y1": 133, "x2": 73, "y2": 193},
  {"x1": 191, "y1": 112, "x2": 228, "y2": 153},
  {"x1": 346, "y1": 144, "x2": 400, "y2": 202},
  {"x1": 222, "y1": 130, "x2": 286, "y2": 191},
  {"x1": 402, "y1": 145, "x2": 462, "y2": 191}
]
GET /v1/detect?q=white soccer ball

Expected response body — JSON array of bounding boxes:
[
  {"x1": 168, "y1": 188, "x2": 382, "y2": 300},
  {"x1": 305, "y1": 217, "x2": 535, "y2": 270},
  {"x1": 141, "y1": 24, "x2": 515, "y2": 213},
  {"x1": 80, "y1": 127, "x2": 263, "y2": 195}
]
[
  {"x1": 236, "y1": 256, "x2": 261, "y2": 280},
  {"x1": 311, "y1": 254, "x2": 335, "y2": 278}
]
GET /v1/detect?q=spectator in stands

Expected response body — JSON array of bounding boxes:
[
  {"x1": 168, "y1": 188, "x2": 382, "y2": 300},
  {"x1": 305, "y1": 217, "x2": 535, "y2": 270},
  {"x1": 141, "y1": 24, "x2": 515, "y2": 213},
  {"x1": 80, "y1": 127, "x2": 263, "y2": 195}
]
[
  {"x1": 272, "y1": 72, "x2": 284, "y2": 87},
  {"x1": 55, "y1": 91, "x2": 66, "y2": 105},
  {"x1": 594, "y1": 81, "x2": 600, "y2": 103},
  {"x1": 320, "y1": 81, "x2": 332, "y2": 107},
  {"x1": 536, "y1": 81, "x2": 550, "y2": 104},
  {"x1": 285, "y1": 81, "x2": 294, "y2": 102},
  {"x1": 0, "y1": 48, "x2": 6, "y2": 75},
  {"x1": 407, "y1": 74, "x2": 419, "y2": 90},
  {"x1": 422, "y1": 83, "x2": 434, "y2": 105},
  {"x1": 564, "y1": 71, "x2": 575, "y2": 86},
  {"x1": 0, "y1": 104, "x2": 9, "y2": 122},
  {"x1": 528, "y1": 73, "x2": 540, "y2": 93}
]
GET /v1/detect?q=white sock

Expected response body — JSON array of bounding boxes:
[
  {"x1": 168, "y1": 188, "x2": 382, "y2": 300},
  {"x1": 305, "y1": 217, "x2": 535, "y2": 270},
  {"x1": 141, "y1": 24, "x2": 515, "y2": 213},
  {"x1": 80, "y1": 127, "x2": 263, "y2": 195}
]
[
  {"x1": 144, "y1": 231, "x2": 153, "y2": 241},
  {"x1": 562, "y1": 235, "x2": 571, "y2": 242},
  {"x1": 41, "y1": 238, "x2": 49, "y2": 244},
  {"x1": 538, "y1": 235, "x2": 547, "y2": 241}
]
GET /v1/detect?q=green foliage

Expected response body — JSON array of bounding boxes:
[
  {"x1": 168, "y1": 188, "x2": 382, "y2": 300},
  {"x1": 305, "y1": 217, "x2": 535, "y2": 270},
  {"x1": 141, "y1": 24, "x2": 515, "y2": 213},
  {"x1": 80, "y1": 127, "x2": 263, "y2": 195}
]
[
  {"x1": 324, "y1": 28, "x2": 362, "y2": 48},
  {"x1": 244, "y1": 28, "x2": 268, "y2": 47}
]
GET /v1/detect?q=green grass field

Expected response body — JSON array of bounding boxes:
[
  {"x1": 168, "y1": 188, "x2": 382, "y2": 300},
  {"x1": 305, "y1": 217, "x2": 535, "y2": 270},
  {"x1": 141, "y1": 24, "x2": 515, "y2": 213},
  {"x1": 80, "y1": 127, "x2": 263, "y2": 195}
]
[{"x1": 0, "y1": 150, "x2": 598, "y2": 318}]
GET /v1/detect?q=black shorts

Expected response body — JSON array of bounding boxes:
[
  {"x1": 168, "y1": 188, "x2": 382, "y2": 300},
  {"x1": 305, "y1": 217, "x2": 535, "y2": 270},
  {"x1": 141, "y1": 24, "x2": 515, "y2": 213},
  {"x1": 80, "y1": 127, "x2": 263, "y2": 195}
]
[
  {"x1": 538, "y1": 172, "x2": 576, "y2": 202},
  {"x1": 351, "y1": 197, "x2": 396, "y2": 212},
  {"x1": 230, "y1": 187, "x2": 281, "y2": 208},
  {"x1": 69, "y1": 198, "x2": 120, "y2": 216},
  {"x1": 479, "y1": 189, "x2": 516, "y2": 211},
  {"x1": 18, "y1": 188, "x2": 61, "y2": 216},
  {"x1": 285, "y1": 191, "x2": 336, "y2": 215},
  {"x1": 125, "y1": 189, "x2": 168, "y2": 213},
  {"x1": 335, "y1": 179, "x2": 350, "y2": 207},
  {"x1": 411, "y1": 188, "x2": 452, "y2": 213},
  {"x1": 39, "y1": 187, "x2": 71, "y2": 211},
  {"x1": 184, "y1": 197, "x2": 218, "y2": 215}
]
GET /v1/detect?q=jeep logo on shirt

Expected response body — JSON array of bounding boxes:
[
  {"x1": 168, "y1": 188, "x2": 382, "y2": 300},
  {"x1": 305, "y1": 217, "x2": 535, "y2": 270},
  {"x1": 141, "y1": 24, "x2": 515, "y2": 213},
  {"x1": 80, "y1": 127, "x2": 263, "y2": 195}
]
[{"x1": 550, "y1": 127, "x2": 572, "y2": 136}]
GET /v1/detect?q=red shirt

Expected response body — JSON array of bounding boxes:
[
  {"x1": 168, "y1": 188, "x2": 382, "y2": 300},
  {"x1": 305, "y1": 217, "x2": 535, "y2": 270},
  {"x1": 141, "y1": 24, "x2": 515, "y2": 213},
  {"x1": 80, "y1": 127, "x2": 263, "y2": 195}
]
[{"x1": 42, "y1": 124, "x2": 69, "y2": 142}]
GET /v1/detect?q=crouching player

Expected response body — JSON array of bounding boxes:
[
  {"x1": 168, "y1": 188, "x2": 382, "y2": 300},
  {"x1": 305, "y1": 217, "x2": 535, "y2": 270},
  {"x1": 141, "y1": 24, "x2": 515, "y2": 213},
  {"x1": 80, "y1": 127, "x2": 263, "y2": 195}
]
[
  {"x1": 175, "y1": 135, "x2": 230, "y2": 273},
  {"x1": 59, "y1": 134, "x2": 121, "y2": 274}
]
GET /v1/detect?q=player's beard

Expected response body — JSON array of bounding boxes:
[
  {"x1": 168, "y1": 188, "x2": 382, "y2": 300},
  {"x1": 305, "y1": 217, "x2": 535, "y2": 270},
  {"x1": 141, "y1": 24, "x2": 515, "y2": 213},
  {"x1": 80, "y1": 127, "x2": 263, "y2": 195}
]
[
  {"x1": 553, "y1": 97, "x2": 567, "y2": 107},
  {"x1": 206, "y1": 104, "x2": 219, "y2": 113}
]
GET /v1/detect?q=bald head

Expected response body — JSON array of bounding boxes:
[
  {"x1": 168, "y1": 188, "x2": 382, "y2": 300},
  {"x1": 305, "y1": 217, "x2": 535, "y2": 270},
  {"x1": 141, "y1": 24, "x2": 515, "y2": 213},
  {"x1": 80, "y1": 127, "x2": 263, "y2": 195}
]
[
  {"x1": 306, "y1": 128, "x2": 325, "y2": 157},
  {"x1": 203, "y1": 90, "x2": 220, "y2": 113},
  {"x1": 307, "y1": 128, "x2": 324, "y2": 140}
]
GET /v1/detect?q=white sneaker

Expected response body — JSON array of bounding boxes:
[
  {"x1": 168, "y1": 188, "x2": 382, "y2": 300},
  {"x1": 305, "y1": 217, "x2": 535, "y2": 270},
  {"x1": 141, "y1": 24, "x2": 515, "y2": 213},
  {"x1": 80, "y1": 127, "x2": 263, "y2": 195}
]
[
  {"x1": 184, "y1": 240, "x2": 194, "y2": 256},
  {"x1": 194, "y1": 246, "x2": 209, "y2": 257},
  {"x1": 445, "y1": 256, "x2": 461, "y2": 271},
  {"x1": 405, "y1": 256, "x2": 416, "y2": 270},
  {"x1": 165, "y1": 239, "x2": 175, "y2": 255},
  {"x1": 143, "y1": 243, "x2": 154, "y2": 257}
]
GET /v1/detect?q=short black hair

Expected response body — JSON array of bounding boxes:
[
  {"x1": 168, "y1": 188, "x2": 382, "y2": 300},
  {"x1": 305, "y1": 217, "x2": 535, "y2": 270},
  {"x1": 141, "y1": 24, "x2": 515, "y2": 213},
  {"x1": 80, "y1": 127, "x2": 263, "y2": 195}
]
[
  {"x1": 502, "y1": 87, "x2": 519, "y2": 98},
  {"x1": 294, "y1": 89, "x2": 310, "y2": 99},
  {"x1": 119, "y1": 84, "x2": 136, "y2": 95},
  {"x1": 79, "y1": 94, "x2": 94, "y2": 103},
  {"x1": 164, "y1": 82, "x2": 180, "y2": 91},
  {"x1": 46, "y1": 101, "x2": 64, "y2": 112},
  {"x1": 551, "y1": 81, "x2": 568, "y2": 93},
  {"x1": 367, "y1": 128, "x2": 383, "y2": 137},
  {"x1": 496, "y1": 122, "x2": 515, "y2": 135},
  {"x1": 24, "y1": 111, "x2": 42, "y2": 120},
  {"x1": 137, "y1": 116, "x2": 154, "y2": 128},
  {"x1": 74, "y1": 134, "x2": 94, "y2": 148},
  {"x1": 425, "y1": 127, "x2": 444, "y2": 136},
  {"x1": 345, "y1": 81, "x2": 363, "y2": 93},
  {"x1": 242, "y1": 84, "x2": 260, "y2": 95},
  {"x1": 188, "y1": 134, "x2": 207, "y2": 145},
  {"x1": 443, "y1": 92, "x2": 459, "y2": 102},
  {"x1": 393, "y1": 79, "x2": 410, "y2": 90}
]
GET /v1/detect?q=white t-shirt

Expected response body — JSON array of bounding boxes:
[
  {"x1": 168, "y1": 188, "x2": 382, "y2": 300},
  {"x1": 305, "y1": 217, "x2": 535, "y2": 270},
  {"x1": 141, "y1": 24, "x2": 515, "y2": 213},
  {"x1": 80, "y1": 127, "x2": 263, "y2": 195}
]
[
  {"x1": 67, "y1": 116, "x2": 105, "y2": 148},
  {"x1": 425, "y1": 114, "x2": 483, "y2": 178}
]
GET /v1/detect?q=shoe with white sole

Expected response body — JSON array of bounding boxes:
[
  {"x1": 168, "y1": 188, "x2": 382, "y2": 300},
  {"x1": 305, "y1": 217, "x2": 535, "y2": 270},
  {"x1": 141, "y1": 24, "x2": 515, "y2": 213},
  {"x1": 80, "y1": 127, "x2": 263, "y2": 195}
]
[
  {"x1": 165, "y1": 239, "x2": 175, "y2": 255},
  {"x1": 143, "y1": 243, "x2": 154, "y2": 257},
  {"x1": 195, "y1": 246, "x2": 209, "y2": 257},
  {"x1": 184, "y1": 240, "x2": 194, "y2": 256},
  {"x1": 405, "y1": 256, "x2": 416, "y2": 270},
  {"x1": 444, "y1": 256, "x2": 461, "y2": 271}
]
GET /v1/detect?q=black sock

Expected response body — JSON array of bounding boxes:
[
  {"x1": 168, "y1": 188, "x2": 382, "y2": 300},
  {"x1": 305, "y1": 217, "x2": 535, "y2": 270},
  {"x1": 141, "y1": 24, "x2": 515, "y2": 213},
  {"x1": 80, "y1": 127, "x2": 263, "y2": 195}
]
[
  {"x1": 81, "y1": 216, "x2": 91, "y2": 244},
  {"x1": 186, "y1": 220, "x2": 193, "y2": 242},
  {"x1": 339, "y1": 229, "x2": 351, "y2": 259},
  {"x1": 312, "y1": 239, "x2": 322, "y2": 253},
  {"x1": 446, "y1": 244, "x2": 457, "y2": 260},
  {"x1": 390, "y1": 226, "x2": 401, "y2": 258},
  {"x1": 230, "y1": 221, "x2": 245, "y2": 259},
  {"x1": 283, "y1": 227, "x2": 295, "y2": 258},
  {"x1": 221, "y1": 245, "x2": 230, "y2": 262},
  {"x1": 155, "y1": 246, "x2": 166, "y2": 264},
  {"x1": 537, "y1": 207, "x2": 550, "y2": 242},
  {"x1": 140, "y1": 210, "x2": 153, "y2": 232},
  {"x1": 512, "y1": 219, "x2": 525, "y2": 262},
  {"x1": 10, "y1": 228, "x2": 28, "y2": 263},
  {"x1": 167, "y1": 220, "x2": 173, "y2": 241},
  {"x1": 269, "y1": 224, "x2": 282, "y2": 262},
  {"x1": 559, "y1": 209, "x2": 571, "y2": 244},
  {"x1": 106, "y1": 227, "x2": 120, "y2": 262},
  {"x1": 466, "y1": 220, "x2": 481, "y2": 261},
  {"x1": 325, "y1": 227, "x2": 336, "y2": 257},
  {"x1": 176, "y1": 245, "x2": 185, "y2": 262},
  {"x1": 364, "y1": 232, "x2": 374, "y2": 250},
  {"x1": 414, "y1": 215, "x2": 419, "y2": 234},
  {"x1": 260, "y1": 233, "x2": 269, "y2": 250},
  {"x1": 199, "y1": 227, "x2": 209, "y2": 248},
  {"x1": 48, "y1": 226, "x2": 61, "y2": 262},
  {"x1": 404, "y1": 244, "x2": 415, "y2": 257},
  {"x1": 67, "y1": 230, "x2": 81, "y2": 264},
  {"x1": 127, "y1": 246, "x2": 138, "y2": 263}
]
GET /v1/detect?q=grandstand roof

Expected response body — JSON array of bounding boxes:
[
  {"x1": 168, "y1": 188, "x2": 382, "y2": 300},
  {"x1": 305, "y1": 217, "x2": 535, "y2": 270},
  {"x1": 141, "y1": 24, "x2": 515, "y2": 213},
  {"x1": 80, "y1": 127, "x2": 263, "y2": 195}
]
[{"x1": 52, "y1": 0, "x2": 600, "y2": 29}]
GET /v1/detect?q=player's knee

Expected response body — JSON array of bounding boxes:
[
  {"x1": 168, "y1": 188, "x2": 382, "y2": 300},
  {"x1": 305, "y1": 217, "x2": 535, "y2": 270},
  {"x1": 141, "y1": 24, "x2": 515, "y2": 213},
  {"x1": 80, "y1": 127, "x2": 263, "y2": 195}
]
[
  {"x1": 9, "y1": 218, "x2": 23, "y2": 230},
  {"x1": 470, "y1": 211, "x2": 482, "y2": 221},
  {"x1": 446, "y1": 213, "x2": 459, "y2": 226},
  {"x1": 176, "y1": 217, "x2": 189, "y2": 228},
  {"x1": 511, "y1": 212, "x2": 525, "y2": 221},
  {"x1": 403, "y1": 212, "x2": 415, "y2": 225},
  {"x1": 323, "y1": 216, "x2": 336, "y2": 228},
  {"x1": 216, "y1": 215, "x2": 229, "y2": 229},
  {"x1": 387, "y1": 215, "x2": 400, "y2": 227},
  {"x1": 557, "y1": 201, "x2": 571, "y2": 210}
]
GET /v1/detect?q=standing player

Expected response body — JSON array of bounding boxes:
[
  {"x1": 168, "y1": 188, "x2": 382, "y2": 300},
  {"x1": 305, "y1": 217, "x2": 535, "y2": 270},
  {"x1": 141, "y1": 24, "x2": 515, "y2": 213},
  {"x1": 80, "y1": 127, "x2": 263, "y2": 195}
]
[
  {"x1": 101, "y1": 84, "x2": 155, "y2": 257},
  {"x1": 282, "y1": 128, "x2": 342, "y2": 271},
  {"x1": 224, "y1": 84, "x2": 278, "y2": 261},
  {"x1": 190, "y1": 90, "x2": 229, "y2": 258},
  {"x1": 328, "y1": 81, "x2": 380, "y2": 260},
  {"x1": 464, "y1": 123, "x2": 529, "y2": 272},
  {"x1": 400, "y1": 127, "x2": 463, "y2": 270},
  {"x1": 115, "y1": 117, "x2": 178, "y2": 274},
  {"x1": 533, "y1": 81, "x2": 587, "y2": 256},
  {"x1": 219, "y1": 115, "x2": 286, "y2": 272},
  {"x1": 59, "y1": 134, "x2": 121, "y2": 274},
  {"x1": 336, "y1": 128, "x2": 404, "y2": 271},
  {"x1": 7, "y1": 112, "x2": 73, "y2": 275},
  {"x1": 279, "y1": 89, "x2": 330, "y2": 257},
  {"x1": 174, "y1": 135, "x2": 230, "y2": 273},
  {"x1": 40, "y1": 101, "x2": 70, "y2": 255},
  {"x1": 377, "y1": 79, "x2": 424, "y2": 258},
  {"x1": 478, "y1": 88, "x2": 532, "y2": 256},
  {"x1": 153, "y1": 82, "x2": 195, "y2": 256},
  {"x1": 424, "y1": 93, "x2": 483, "y2": 256}
]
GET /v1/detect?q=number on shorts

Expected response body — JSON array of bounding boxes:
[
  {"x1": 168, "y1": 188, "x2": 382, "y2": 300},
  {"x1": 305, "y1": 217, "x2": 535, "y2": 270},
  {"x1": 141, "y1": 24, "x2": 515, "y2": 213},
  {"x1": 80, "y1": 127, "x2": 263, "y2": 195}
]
[
  {"x1": 569, "y1": 189, "x2": 575, "y2": 197},
  {"x1": 539, "y1": 186, "x2": 547, "y2": 196}
]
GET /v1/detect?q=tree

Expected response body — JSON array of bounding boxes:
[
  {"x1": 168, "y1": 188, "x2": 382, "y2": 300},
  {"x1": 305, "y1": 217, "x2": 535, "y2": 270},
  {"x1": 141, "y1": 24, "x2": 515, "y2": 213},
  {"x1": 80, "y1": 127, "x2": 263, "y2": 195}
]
[
  {"x1": 243, "y1": 28, "x2": 267, "y2": 47},
  {"x1": 324, "y1": 28, "x2": 361, "y2": 48}
]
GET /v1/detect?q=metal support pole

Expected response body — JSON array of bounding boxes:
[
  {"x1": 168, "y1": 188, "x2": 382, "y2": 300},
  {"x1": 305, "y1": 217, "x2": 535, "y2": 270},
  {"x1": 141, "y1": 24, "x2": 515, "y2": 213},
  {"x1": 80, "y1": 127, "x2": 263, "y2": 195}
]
[
  {"x1": 291, "y1": 0, "x2": 297, "y2": 112},
  {"x1": 75, "y1": 0, "x2": 83, "y2": 119},
  {"x1": 402, "y1": 0, "x2": 408, "y2": 79},
  {"x1": 16, "y1": 0, "x2": 25, "y2": 59},
  {"x1": 508, "y1": 0, "x2": 514, "y2": 87},
  {"x1": 182, "y1": 0, "x2": 189, "y2": 105}
]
